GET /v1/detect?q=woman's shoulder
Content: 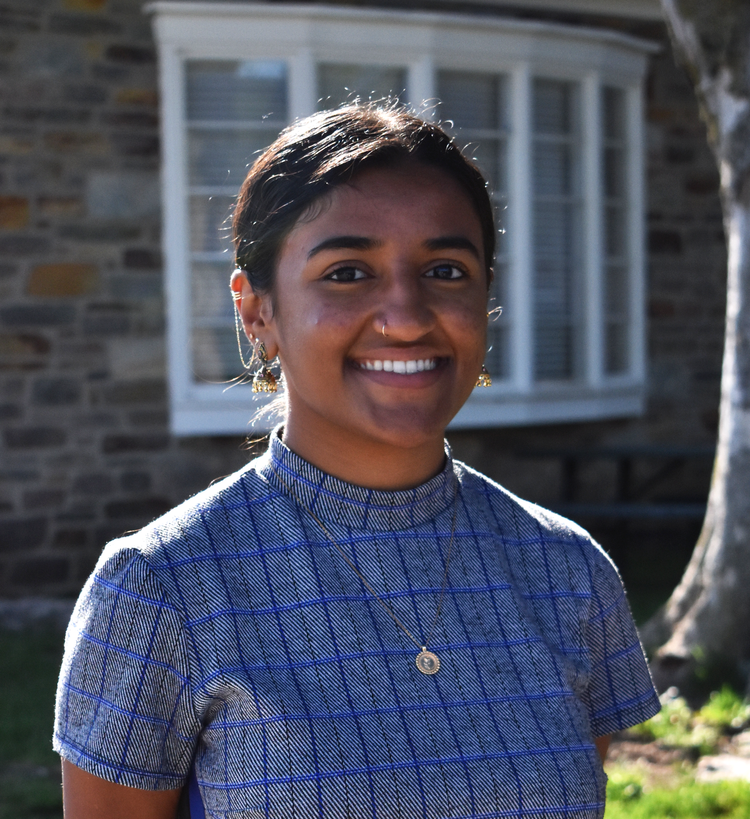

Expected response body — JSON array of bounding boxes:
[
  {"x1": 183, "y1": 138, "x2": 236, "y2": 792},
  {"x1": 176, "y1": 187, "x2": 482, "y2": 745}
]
[
  {"x1": 89, "y1": 454, "x2": 277, "y2": 592},
  {"x1": 454, "y1": 459, "x2": 614, "y2": 570}
]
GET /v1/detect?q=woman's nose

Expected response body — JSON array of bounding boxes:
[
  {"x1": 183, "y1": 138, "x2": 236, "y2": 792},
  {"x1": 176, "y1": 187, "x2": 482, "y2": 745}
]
[{"x1": 375, "y1": 275, "x2": 436, "y2": 341}]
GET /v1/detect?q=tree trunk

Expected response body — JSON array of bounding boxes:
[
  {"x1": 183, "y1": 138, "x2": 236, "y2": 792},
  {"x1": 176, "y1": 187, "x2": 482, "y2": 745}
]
[{"x1": 642, "y1": 0, "x2": 750, "y2": 695}]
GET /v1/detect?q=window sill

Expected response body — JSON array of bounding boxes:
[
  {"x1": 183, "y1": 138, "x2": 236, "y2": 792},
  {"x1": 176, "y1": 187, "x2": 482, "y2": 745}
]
[{"x1": 169, "y1": 383, "x2": 644, "y2": 436}]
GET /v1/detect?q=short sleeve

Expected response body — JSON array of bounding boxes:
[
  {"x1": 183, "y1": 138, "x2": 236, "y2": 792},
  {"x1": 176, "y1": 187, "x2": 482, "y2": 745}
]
[
  {"x1": 53, "y1": 543, "x2": 201, "y2": 790},
  {"x1": 582, "y1": 550, "x2": 661, "y2": 737}
]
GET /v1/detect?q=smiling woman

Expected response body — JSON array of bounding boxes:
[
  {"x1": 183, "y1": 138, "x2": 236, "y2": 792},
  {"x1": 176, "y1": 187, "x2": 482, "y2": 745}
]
[{"x1": 54, "y1": 104, "x2": 659, "y2": 819}]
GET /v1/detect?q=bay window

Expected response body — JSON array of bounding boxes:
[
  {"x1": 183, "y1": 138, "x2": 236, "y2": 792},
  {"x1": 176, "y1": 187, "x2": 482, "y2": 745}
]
[{"x1": 149, "y1": 2, "x2": 655, "y2": 435}]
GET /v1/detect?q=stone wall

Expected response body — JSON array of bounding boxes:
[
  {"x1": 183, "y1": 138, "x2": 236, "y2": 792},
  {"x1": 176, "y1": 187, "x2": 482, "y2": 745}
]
[{"x1": 0, "y1": 0, "x2": 727, "y2": 597}]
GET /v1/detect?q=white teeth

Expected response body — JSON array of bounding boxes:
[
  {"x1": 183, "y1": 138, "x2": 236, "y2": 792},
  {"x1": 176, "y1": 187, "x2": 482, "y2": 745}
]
[{"x1": 358, "y1": 358, "x2": 438, "y2": 373}]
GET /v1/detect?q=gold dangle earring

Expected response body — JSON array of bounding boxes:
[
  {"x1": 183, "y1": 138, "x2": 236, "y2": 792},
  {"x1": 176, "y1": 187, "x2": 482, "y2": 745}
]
[
  {"x1": 475, "y1": 365, "x2": 492, "y2": 388},
  {"x1": 475, "y1": 309, "x2": 497, "y2": 388},
  {"x1": 252, "y1": 341, "x2": 278, "y2": 393}
]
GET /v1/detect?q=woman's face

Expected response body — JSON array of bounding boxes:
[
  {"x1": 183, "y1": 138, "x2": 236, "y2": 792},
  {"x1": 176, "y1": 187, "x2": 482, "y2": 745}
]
[{"x1": 237, "y1": 162, "x2": 490, "y2": 454}]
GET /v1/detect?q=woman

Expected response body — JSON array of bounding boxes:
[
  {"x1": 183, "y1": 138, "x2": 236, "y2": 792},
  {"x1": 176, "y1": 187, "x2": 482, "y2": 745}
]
[{"x1": 55, "y1": 104, "x2": 660, "y2": 818}]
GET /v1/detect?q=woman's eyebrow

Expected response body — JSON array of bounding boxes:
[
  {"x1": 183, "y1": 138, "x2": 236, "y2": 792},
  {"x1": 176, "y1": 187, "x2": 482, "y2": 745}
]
[
  {"x1": 307, "y1": 236, "x2": 381, "y2": 259},
  {"x1": 424, "y1": 236, "x2": 481, "y2": 259}
]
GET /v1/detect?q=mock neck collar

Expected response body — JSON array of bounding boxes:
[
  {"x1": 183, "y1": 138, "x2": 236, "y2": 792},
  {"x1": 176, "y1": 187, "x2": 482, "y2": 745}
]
[{"x1": 256, "y1": 429, "x2": 457, "y2": 532}]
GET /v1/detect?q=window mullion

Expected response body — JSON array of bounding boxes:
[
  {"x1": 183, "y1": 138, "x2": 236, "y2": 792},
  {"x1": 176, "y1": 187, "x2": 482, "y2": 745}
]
[
  {"x1": 582, "y1": 71, "x2": 603, "y2": 388},
  {"x1": 290, "y1": 48, "x2": 316, "y2": 119},
  {"x1": 162, "y1": 48, "x2": 192, "y2": 412},
  {"x1": 508, "y1": 63, "x2": 533, "y2": 393},
  {"x1": 409, "y1": 55, "x2": 434, "y2": 116}
]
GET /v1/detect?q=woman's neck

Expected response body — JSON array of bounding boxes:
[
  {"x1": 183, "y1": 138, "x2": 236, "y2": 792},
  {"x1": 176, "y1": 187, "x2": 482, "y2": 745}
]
[{"x1": 281, "y1": 417, "x2": 447, "y2": 491}]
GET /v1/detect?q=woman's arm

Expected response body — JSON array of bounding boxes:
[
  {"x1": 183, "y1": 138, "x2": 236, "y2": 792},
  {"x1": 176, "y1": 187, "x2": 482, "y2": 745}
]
[
  {"x1": 594, "y1": 734, "x2": 611, "y2": 763},
  {"x1": 62, "y1": 760, "x2": 183, "y2": 819}
]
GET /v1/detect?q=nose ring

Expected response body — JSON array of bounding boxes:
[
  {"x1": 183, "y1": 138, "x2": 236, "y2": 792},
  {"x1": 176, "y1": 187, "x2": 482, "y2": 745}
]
[{"x1": 382, "y1": 321, "x2": 388, "y2": 338}]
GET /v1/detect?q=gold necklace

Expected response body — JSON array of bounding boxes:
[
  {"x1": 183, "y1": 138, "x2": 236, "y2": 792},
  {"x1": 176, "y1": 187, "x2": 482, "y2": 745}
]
[{"x1": 272, "y1": 467, "x2": 458, "y2": 675}]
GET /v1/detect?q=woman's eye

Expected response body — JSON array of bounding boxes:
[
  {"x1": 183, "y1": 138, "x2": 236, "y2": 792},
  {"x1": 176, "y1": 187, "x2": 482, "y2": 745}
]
[
  {"x1": 325, "y1": 266, "x2": 368, "y2": 282},
  {"x1": 426, "y1": 264, "x2": 465, "y2": 280}
]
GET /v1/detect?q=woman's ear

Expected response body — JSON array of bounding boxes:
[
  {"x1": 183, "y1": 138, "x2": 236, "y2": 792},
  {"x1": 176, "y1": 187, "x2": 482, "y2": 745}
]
[{"x1": 230, "y1": 269, "x2": 279, "y2": 358}]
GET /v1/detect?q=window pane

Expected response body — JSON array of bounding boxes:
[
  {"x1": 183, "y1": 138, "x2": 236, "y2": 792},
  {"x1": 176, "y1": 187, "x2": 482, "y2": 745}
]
[
  {"x1": 188, "y1": 129, "x2": 280, "y2": 188},
  {"x1": 534, "y1": 143, "x2": 574, "y2": 196},
  {"x1": 438, "y1": 71, "x2": 505, "y2": 130},
  {"x1": 191, "y1": 263, "x2": 243, "y2": 382},
  {"x1": 317, "y1": 64, "x2": 406, "y2": 108},
  {"x1": 534, "y1": 202, "x2": 576, "y2": 264},
  {"x1": 605, "y1": 264, "x2": 628, "y2": 315},
  {"x1": 533, "y1": 80, "x2": 573, "y2": 134},
  {"x1": 193, "y1": 327, "x2": 243, "y2": 382},
  {"x1": 605, "y1": 205, "x2": 626, "y2": 258},
  {"x1": 486, "y1": 261, "x2": 509, "y2": 379},
  {"x1": 602, "y1": 86, "x2": 629, "y2": 375},
  {"x1": 605, "y1": 323, "x2": 628, "y2": 374},
  {"x1": 604, "y1": 146, "x2": 625, "y2": 197},
  {"x1": 185, "y1": 60, "x2": 290, "y2": 387},
  {"x1": 495, "y1": 219, "x2": 509, "y2": 255},
  {"x1": 186, "y1": 60, "x2": 287, "y2": 122},
  {"x1": 189, "y1": 196, "x2": 234, "y2": 254},
  {"x1": 192, "y1": 262, "x2": 234, "y2": 323},
  {"x1": 535, "y1": 321, "x2": 574, "y2": 381},
  {"x1": 603, "y1": 86, "x2": 626, "y2": 139},
  {"x1": 532, "y1": 79, "x2": 579, "y2": 381},
  {"x1": 437, "y1": 70, "x2": 508, "y2": 195},
  {"x1": 464, "y1": 138, "x2": 501, "y2": 191}
]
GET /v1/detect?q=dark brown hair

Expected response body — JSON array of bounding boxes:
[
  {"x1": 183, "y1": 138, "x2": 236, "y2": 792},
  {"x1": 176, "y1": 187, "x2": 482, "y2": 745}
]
[{"x1": 232, "y1": 103, "x2": 495, "y2": 294}]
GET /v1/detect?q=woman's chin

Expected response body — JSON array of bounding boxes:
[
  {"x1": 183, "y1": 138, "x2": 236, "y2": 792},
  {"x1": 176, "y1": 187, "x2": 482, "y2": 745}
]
[{"x1": 355, "y1": 402, "x2": 458, "y2": 451}]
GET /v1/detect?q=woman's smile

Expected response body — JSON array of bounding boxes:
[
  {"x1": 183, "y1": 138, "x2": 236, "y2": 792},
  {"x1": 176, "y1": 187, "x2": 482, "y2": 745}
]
[
  {"x1": 354, "y1": 357, "x2": 440, "y2": 374},
  {"x1": 349, "y1": 352, "x2": 448, "y2": 389}
]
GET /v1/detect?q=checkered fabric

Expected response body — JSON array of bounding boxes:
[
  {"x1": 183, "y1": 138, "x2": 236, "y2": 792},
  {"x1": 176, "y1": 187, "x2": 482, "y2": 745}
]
[{"x1": 55, "y1": 431, "x2": 659, "y2": 819}]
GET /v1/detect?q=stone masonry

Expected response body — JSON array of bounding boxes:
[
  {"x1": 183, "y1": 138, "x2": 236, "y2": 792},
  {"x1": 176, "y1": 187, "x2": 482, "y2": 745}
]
[{"x1": 0, "y1": 0, "x2": 727, "y2": 598}]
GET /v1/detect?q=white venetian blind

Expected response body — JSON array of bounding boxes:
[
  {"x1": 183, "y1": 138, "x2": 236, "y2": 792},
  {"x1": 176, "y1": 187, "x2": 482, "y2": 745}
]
[
  {"x1": 317, "y1": 64, "x2": 407, "y2": 108},
  {"x1": 437, "y1": 70, "x2": 510, "y2": 379},
  {"x1": 602, "y1": 86, "x2": 629, "y2": 375},
  {"x1": 532, "y1": 79, "x2": 581, "y2": 381},
  {"x1": 186, "y1": 60, "x2": 288, "y2": 382}
]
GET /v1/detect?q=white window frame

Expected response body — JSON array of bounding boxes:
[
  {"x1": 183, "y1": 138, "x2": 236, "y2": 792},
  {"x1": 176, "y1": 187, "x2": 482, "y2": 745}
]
[{"x1": 148, "y1": 1, "x2": 657, "y2": 436}]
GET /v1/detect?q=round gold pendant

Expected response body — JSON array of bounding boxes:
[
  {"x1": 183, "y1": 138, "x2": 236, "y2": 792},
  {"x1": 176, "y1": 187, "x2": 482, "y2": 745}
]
[{"x1": 416, "y1": 649, "x2": 440, "y2": 675}]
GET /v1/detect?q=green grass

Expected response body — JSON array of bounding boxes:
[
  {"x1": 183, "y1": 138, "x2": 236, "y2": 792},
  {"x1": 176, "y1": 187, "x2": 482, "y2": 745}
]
[
  {"x1": 606, "y1": 686, "x2": 750, "y2": 818},
  {"x1": 699, "y1": 686, "x2": 750, "y2": 731},
  {"x1": 0, "y1": 628, "x2": 64, "y2": 819},
  {"x1": 626, "y1": 685, "x2": 750, "y2": 755},
  {"x1": 605, "y1": 771, "x2": 750, "y2": 818}
]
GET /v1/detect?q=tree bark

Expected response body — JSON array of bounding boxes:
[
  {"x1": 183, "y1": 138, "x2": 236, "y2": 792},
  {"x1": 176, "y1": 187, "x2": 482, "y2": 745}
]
[{"x1": 642, "y1": 0, "x2": 750, "y2": 695}]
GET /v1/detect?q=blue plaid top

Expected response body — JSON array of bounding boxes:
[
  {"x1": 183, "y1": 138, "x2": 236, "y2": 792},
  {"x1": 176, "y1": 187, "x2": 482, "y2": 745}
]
[{"x1": 55, "y1": 432, "x2": 659, "y2": 819}]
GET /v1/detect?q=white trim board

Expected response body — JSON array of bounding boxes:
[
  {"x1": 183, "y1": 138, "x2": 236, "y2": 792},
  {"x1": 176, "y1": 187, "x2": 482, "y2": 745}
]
[
  {"x1": 146, "y1": 0, "x2": 664, "y2": 23},
  {"x1": 146, "y1": 2, "x2": 661, "y2": 54}
]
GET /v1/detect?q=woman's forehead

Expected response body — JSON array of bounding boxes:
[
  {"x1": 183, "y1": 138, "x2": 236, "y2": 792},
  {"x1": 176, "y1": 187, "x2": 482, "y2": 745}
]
[{"x1": 291, "y1": 163, "x2": 482, "y2": 242}]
